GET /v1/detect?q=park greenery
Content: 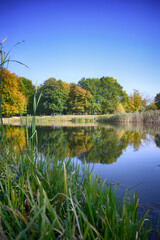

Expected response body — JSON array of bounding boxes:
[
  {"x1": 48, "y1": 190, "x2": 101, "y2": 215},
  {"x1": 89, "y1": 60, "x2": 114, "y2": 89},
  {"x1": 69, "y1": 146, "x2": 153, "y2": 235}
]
[{"x1": 0, "y1": 68, "x2": 159, "y2": 117}]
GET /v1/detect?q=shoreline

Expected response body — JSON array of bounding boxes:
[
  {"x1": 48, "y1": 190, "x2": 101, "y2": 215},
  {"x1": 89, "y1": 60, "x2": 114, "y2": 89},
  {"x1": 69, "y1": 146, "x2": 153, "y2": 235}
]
[
  {"x1": 2, "y1": 115, "x2": 99, "y2": 126},
  {"x1": 2, "y1": 110, "x2": 160, "y2": 127}
]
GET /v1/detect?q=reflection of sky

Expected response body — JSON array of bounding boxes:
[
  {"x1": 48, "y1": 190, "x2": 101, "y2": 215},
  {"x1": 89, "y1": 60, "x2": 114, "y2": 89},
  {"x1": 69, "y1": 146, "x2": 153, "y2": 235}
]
[
  {"x1": 79, "y1": 140, "x2": 160, "y2": 204},
  {"x1": 71, "y1": 137, "x2": 160, "y2": 223}
]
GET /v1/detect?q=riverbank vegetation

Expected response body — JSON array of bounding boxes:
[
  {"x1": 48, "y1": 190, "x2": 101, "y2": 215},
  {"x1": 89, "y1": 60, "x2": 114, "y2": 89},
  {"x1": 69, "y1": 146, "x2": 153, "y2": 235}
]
[
  {"x1": 3, "y1": 110, "x2": 160, "y2": 127},
  {"x1": 2, "y1": 115, "x2": 98, "y2": 126},
  {"x1": 0, "y1": 124, "x2": 153, "y2": 239},
  {"x1": 97, "y1": 110, "x2": 160, "y2": 124}
]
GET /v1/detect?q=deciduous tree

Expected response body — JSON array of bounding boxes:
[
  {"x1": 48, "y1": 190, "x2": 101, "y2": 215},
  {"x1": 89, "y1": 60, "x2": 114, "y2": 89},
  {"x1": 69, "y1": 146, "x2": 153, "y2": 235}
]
[
  {"x1": 68, "y1": 85, "x2": 92, "y2": 114},
  {"x1": 155, "y1": 93, "x2": 160, "y2": 109},
  {"x1": 0, "y1": 69, "x2": 25, "y2": 116},
  {"x1": 78, "y1": 78, "x2": 101, "y2": 114},
  {"x1": 38, "y1": 78, "x2": 70, "y2": 115},
  {"x1": 114, "y1": 103, "x2": 125, "y2": 113},
  {"x1": 18, "y1": 77, "x2": 35, "y2": 114},
  {"x1": 78, "y1": 77, "x2": 126, "y2": 114},
  {"x1": 127, "y1": 90, "x2": 142, "y2": 112}
]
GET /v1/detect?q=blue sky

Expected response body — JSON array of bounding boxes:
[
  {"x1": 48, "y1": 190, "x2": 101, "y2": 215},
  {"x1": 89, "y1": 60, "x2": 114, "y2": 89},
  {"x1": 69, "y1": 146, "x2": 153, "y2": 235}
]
[{"x1": 1, "y1": 0, "x2": 160, "y2": 98}]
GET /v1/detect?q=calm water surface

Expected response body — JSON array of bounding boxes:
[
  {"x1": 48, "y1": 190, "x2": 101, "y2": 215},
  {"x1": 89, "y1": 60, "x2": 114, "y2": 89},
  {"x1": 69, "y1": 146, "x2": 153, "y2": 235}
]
[{"x1": 6, "y1": 123, "x2": 160, "y2": 220}]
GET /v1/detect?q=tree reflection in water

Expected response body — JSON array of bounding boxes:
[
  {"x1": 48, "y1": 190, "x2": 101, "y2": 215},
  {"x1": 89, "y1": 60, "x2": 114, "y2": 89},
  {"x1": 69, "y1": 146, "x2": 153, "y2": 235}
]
[
  {"x1": 35, "y1": 126, "x2": 148, "y2": 164},
  {"x1": 2, "y1": 124, "x2": 159, "y2": 164}
]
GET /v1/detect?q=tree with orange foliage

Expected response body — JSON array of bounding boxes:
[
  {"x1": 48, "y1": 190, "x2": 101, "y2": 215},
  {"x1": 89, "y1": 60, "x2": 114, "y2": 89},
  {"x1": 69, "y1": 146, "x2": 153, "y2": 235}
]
[
  {"x1": 0, "y1": 69, "x2": 25, "y2": 116},
  {"x1": 68, "y1": 84, "x2": 92, "y2": 114}
]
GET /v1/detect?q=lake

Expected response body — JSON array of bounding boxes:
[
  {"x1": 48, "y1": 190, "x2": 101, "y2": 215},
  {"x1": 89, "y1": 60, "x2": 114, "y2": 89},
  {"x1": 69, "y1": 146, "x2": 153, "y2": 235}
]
[{"x1": 5, "y1": 123, "x2": 160, "y2": 223}]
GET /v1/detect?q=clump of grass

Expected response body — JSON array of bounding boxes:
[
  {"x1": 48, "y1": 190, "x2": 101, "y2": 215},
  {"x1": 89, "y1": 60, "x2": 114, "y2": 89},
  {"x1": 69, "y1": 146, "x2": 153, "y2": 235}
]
[
  {"x1": 84, "y1": 118, "x2": 94, "y2": 123},
  {"x1": 71, "y1": 117, "x2": 84, "y2": 123},
  {"x1": 71, "y1": 117, "x2": 95, "y2": 123}
]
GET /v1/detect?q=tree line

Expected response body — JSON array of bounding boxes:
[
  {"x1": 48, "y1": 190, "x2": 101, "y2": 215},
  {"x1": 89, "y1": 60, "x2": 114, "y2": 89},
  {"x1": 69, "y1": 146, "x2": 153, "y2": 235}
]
[{"x1": 0, "y1": 68, "x2": 160, "y2": 116}]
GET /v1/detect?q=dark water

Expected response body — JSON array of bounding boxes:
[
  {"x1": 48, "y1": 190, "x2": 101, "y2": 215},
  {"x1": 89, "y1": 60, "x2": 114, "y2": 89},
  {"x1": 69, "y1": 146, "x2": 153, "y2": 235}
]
[{"x1": 4, "y1": 123, "x2": 160, "y2": 223}]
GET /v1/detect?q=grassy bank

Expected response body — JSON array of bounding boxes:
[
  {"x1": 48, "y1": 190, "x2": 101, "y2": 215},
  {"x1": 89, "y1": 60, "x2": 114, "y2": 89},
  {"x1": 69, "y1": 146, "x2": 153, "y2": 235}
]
[
  {"x1": 3, "y1": 110, "x2": 160, "y2": 127},
  {"x1": 97, "y1": 110, "x2": 160, "y2": 125},
  {"x1": 2, "y1": 115, "x2": 99, "y2": 126},
  {"x1": 0, "y1": 125, "x2": 155, "y2": 239}
]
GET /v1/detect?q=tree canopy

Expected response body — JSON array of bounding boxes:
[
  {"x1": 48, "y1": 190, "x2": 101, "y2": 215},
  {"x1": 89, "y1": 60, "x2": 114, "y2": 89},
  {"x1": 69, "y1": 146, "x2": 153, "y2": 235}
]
[
  {"x1": 37, "y1": 78, "x2": 70, "y2": 115},
  {"x1": 155, "y1": 93, "x2": 160, "y2": 109},
  {"x1": 78, "y1": 77, "x2": 126, "y2": 114},
  {"x1": 68, "y1": 84, "x2": 92, "y2": 114},
  {"x1": 18, "y1": 77, "x2": 35, "y2": 114},
  {"x1": 0, "y1": 69, "x2": 25, "y2": 116},
  {"x1": 127, "y1": 90, "x2": 142, "y2": 112},
  {"x1": 1, "y1": 68, "x2": 160, "y2": 116}
]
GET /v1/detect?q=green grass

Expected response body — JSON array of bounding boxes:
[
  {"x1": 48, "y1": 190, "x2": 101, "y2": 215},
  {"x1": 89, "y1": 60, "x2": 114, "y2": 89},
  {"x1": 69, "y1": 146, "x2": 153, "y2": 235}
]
[
  {"x1": 4, "y1": 110, "x2": 160, "y2": 127},
  {"x1": 3, "y1": 115, "x2": 97, "y2": 126},
  {"x1": 71, "y1": 117, "x2": 95, "y2": 123}
]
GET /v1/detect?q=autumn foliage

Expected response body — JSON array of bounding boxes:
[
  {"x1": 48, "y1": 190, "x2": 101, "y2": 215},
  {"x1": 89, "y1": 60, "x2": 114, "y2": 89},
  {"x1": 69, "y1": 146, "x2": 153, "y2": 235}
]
[
  {"x1": 0, "y1": 69, "x2": 25, "y2": 116},
  {"x1": 1, "y1": 68, "x2": 160, "y2": 117},
  {"x1": 127, "y1": 90, "x2": 142, "y2": 112},
  {"x1": 68, "y1": 85, "x2": 92, "y2": 114}
]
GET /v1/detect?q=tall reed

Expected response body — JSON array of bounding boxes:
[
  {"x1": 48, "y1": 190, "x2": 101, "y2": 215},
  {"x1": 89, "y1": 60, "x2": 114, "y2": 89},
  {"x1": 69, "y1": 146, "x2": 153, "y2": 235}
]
[
  {"x1": 0, "y1": 141, "x2": 151, "y2": 239},
  {"x1": 97, "y1": 110, "x2": 160, "y2": 124}
]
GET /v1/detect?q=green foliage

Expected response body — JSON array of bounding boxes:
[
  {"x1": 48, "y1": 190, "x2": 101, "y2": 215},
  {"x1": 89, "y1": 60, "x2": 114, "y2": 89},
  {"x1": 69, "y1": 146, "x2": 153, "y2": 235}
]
[
  {"x1": 145, "y1": 103, "x2": 158, "y2": 111},
  {"x1": 127, "y1": 90, "x2": 143, "y2": 112},
  {"x1": 78, "y1": 78, "x2": 101, "y2": 114},
  {"x1": 100, "y1": 77, "x2": 124, "y2": 113},
  {"x1": 155, "y1": 134, "x2": 160, "y2": 148},
  {"x1": 114, "y1": 103, "x2": 125, "y2": 113},
  {"x1": 18, "y1": 77, "x2": 35, "y2": 114},
  {"x1": 155, "y1": 93, "x2": 160, "y2": 109},
  {"x1": 78, "y1": 77, "x2": 126, "y2": 114},
  {"x1": 38, "y1": 78, "x2": 70, "y2": 115}
]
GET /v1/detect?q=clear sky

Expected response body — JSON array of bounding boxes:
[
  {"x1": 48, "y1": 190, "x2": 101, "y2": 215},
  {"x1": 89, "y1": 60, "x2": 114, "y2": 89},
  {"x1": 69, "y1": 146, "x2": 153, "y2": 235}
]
[{"x1": 1, "y1": 0, "x2": 160, "y2": 98}]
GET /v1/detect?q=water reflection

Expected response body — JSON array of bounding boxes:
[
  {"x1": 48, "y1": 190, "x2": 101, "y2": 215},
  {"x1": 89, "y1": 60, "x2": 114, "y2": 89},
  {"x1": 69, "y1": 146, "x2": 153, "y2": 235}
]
[
  {"x1": 3, "y1": 124, "x2": 159, "y2": 164},
  {"x1": 34, "y1": 126, "x2": 157, "y2": 165},
  {"x1": 155, "y1": 134, "x2": 160, "y2": 148},
  {"x1": 3, "y1": 126, "x2": 26, "y2": 150},
  {"x1": 3, "y1": 123, "x2": 160, "y2": 226}
]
